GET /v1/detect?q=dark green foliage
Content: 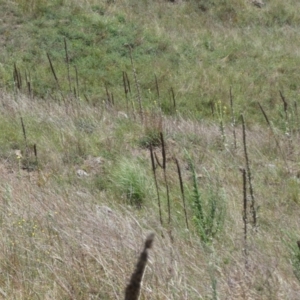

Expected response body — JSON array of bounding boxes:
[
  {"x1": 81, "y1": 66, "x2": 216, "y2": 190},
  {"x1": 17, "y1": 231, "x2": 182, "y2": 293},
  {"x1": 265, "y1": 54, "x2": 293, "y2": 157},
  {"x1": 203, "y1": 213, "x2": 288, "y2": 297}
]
[{"x1": 138, "y1": 128, "x2": 161, "y2": 148}]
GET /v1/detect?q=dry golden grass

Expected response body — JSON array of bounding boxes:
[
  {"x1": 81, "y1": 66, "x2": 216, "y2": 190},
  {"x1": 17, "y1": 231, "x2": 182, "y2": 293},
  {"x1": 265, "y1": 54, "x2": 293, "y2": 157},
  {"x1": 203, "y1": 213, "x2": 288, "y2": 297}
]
[{"x1": 0, "y1": 90, "x2": 299, "y2": 299}]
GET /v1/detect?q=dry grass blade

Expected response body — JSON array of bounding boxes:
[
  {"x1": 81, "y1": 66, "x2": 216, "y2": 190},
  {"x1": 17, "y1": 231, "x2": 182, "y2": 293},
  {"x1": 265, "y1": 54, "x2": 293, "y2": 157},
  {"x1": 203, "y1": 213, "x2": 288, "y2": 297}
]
[
  {"x1": 124, "y1": 233, "x2": 155, "y2": 300},
  {"x1": 47, "y1": 264, "x2": 75, "y2": 299}
]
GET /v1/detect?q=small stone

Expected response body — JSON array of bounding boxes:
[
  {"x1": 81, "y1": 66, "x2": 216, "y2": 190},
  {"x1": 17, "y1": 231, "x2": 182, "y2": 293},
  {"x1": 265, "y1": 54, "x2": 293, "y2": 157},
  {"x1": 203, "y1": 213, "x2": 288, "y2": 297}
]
[
  {"x1": 251, "y1": 0, "x2": 265, "y2": 8},
  {"x1": 76, "y1": 169, "x2": 89, "y2": 177},
  {"x1": 94, "y1": 157, "x2": 103, "y2": 164},
  {"x1": 97, "y1": 205, "x2": 113, "y2": 215},
  {"x1": 118, "y1": 111, "x2": 128, "y2": 119}
]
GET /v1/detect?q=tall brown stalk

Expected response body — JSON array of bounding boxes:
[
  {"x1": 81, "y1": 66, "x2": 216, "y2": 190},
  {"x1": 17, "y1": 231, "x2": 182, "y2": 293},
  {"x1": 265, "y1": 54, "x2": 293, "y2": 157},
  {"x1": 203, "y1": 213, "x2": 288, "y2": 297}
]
[
  {"x1": 64, "y1": 37, "x2": 72, "y2": 93},
  {"x1": 153, "y1": 133, "x2": 171, "y2": 224},
  {"x1": 124, "y1": 233, "x2": 154, "y2": 300},
  {"x1": 241, "y1": 167, "x2": 248, "y2": 267},
  {"x1": 127, "y1": 45, "x2": 143, "y2": 122},
  {"x1": 241, "y1": 114, "x2": 257, "y2": 229},
  {"x1": 150, "y1": 145, "x2": 163, "y2": 225},
  {"x1": 175, "y1": 158, "x2": 189, "y2": 230},
  {"x1": 13, "y1": 63, "x2": 22, "y2": 91},
  {"x1": 258, "y1": 102, "x2": 289, "y2": 169},
  {"x1": 160, "y1": 133, "x2": 171, "y2": 224}
]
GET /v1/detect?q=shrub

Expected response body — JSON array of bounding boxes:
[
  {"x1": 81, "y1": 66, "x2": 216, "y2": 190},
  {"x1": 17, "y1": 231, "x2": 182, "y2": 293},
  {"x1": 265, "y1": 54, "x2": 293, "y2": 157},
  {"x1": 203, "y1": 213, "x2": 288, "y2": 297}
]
[{"x1": 111, "y1": 158, "x2": 148, "y2": 207}]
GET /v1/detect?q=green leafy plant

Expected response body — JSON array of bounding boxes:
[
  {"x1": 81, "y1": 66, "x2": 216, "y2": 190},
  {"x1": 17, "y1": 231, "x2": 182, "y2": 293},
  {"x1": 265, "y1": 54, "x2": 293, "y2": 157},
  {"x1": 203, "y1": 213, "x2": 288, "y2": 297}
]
[
  {"x1": 187, "y1": 155, "x2": 226, "y2": 243},
  {"x1": 138, "y1": 127, "x2": 161, "y2": 148}
]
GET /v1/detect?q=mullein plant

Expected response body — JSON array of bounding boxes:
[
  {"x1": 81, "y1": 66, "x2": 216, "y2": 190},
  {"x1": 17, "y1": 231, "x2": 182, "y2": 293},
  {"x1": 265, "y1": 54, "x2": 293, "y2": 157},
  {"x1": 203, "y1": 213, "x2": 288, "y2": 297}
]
[{"x1": 125, "y1": 233, "x2": 155, "y2": 300}]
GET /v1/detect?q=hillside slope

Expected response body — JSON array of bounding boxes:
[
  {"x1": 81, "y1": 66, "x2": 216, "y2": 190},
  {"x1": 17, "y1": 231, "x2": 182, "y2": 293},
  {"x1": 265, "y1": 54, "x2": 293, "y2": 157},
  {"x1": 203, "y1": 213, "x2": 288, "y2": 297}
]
[{"x1": 0, "y1": 0, "x2": 300, "y2": 299}]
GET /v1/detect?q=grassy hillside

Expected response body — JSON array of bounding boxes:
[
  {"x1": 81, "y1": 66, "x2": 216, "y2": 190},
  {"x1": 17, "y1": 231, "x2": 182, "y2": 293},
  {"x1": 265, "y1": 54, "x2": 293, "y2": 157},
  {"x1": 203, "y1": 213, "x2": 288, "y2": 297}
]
[
  {"x1": 0, "y1": 0, "x2": 300, "y2": 299},
  {"x1": 2, "y1": 0, "x2": 300, "y2": 121}
]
